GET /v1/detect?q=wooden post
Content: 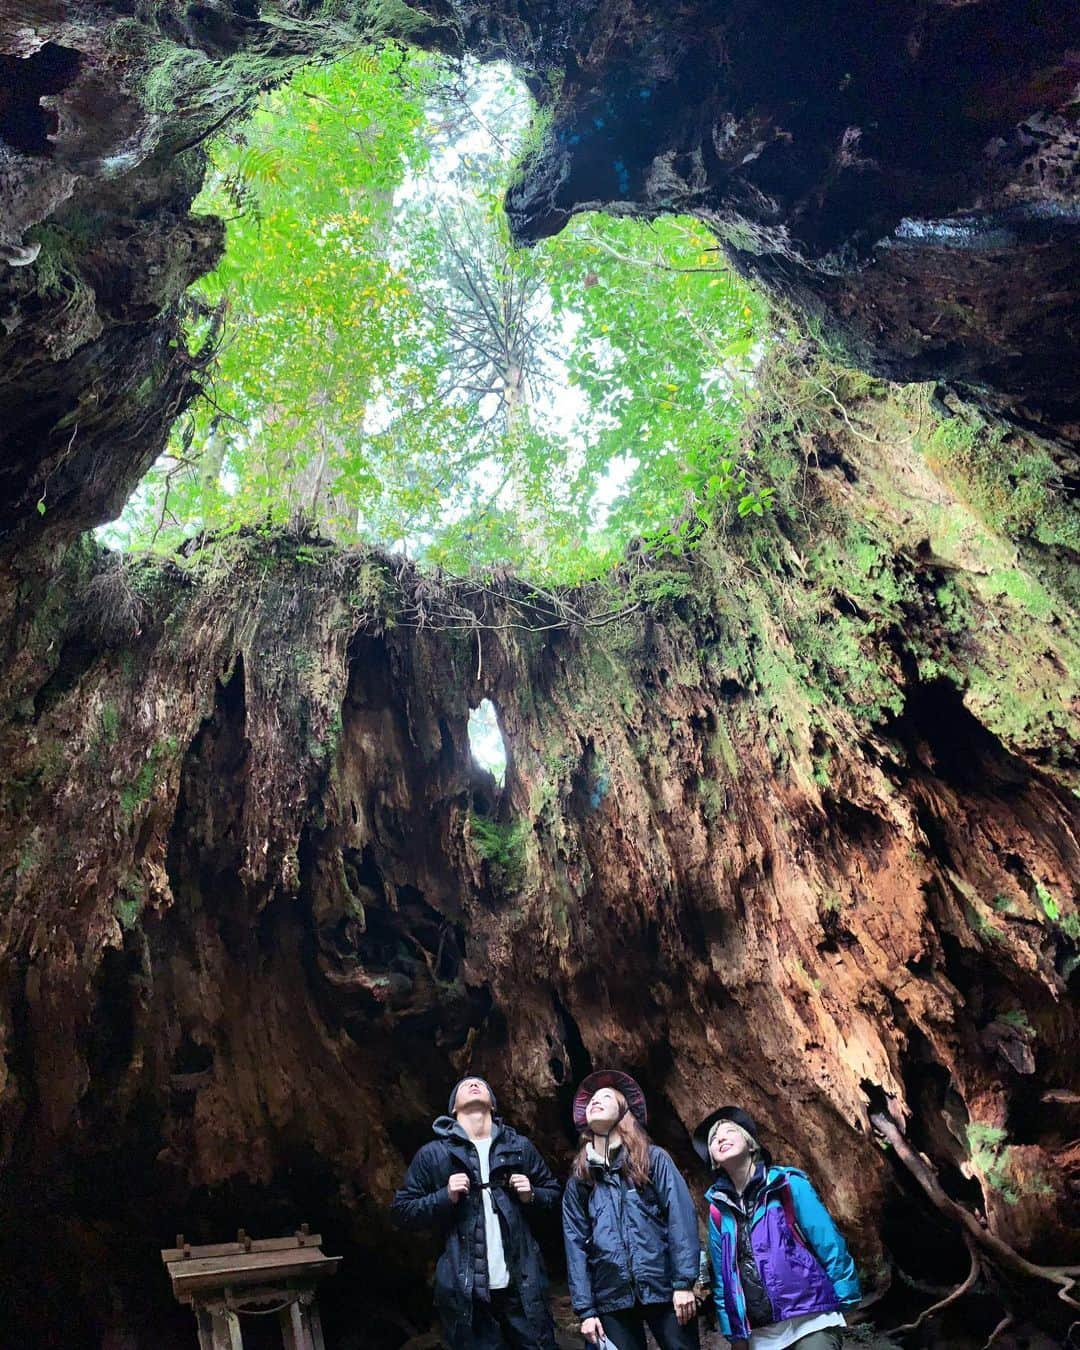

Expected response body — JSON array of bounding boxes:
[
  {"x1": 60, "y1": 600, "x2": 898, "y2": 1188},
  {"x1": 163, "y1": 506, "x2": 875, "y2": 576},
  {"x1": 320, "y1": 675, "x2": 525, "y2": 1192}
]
[
  {"x1": 308, "y1": 1301, "x2": 327, "y2": 1350},
  {"x1": 208, "y1": 1311, "x2": 230, "y2": 1350},
  {"x1": 195, "y1": 1307, "x2": 216, "y2": 1350},
  {"x1": 208, "y1": 1307, "x2": 244, "y2": 1350},
  {"x1": 289, "y1": 1299, "x2": 315, "y2": 1350},
  {"x1": 225, "y1": 1309, "x2": 244, "y2": 1350}
]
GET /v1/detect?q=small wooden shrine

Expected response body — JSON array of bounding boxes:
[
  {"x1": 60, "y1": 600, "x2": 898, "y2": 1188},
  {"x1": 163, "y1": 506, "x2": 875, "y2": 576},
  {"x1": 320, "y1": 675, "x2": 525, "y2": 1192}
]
[{"x1": 161, "y1": 1225, "x2": 341, "y2": 1350}]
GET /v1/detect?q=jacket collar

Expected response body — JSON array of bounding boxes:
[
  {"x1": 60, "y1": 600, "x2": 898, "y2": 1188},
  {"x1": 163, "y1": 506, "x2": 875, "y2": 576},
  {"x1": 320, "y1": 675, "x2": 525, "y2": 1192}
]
[
  {"x1": 706, "y1": 1162, "x2": 779, "y2": 1213},
  {"x1": 433, "y1": 1115, "x2": 512, "y2": 1169},
  {"x1": 586, "y1": 1140, "x2": 624, "y2": 1174},
  {"x1": 433, "y1": 1113, "x2": 504, "y2": 1146}
]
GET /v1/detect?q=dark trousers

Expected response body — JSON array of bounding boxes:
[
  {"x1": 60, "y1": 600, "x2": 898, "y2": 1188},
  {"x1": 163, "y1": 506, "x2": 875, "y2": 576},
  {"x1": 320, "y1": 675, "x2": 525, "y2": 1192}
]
[
  {"x1": 600, "y1": 1302, "x2": 700, "y2": 1350},
  {"x1": 469, "y1": 1285, "x2": 552, "y2": 1349},
  {"x1": 791, "y1": 1332, "x2": 843, "y2": 1350}
]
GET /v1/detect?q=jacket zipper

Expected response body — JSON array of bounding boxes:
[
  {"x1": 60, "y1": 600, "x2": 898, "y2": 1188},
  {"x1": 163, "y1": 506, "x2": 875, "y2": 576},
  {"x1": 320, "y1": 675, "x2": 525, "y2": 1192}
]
[{"x1": 614, "y1": 1174, "x2": 639, "y2": 1300}]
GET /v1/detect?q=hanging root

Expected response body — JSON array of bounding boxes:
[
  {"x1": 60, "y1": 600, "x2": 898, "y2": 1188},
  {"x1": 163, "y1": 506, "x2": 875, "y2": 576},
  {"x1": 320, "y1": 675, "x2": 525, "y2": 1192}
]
[
  {"x1": 888, "y1": 1232, "x2": 981, "y2": 1336},
  {"x1": 870, "y1": 1110, "x2": 1080, "y2": 1332}
]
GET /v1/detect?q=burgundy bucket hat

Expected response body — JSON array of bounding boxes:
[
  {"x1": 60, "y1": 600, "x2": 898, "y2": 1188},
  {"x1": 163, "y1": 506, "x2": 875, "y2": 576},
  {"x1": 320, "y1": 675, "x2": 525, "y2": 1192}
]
[{"x1": 572, "y1": 1069, "x2": 648, "y2": 1132}]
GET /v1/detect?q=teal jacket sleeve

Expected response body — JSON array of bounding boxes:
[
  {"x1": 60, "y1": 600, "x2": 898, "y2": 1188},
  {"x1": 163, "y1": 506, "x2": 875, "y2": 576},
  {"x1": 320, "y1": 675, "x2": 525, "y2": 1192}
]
[
  {"x1": 787, "y1": 1172, "x2": 862, "y2": 1306},
  {"x1": 707, "y1": 1210, "x2": 735, "y2": 1339}
]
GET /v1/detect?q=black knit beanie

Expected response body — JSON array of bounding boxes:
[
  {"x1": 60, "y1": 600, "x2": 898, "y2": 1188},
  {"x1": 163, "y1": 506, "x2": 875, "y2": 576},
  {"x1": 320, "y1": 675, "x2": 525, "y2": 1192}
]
[{"x1": 448, "y1": 1076, "x2": 497, "y2": 1114}]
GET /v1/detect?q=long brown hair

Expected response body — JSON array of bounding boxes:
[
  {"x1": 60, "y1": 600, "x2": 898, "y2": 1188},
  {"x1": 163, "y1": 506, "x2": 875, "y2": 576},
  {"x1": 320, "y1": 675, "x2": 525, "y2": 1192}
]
[{"x1": 572, "y1": 1090, "x2": 653, "y2": 1189}]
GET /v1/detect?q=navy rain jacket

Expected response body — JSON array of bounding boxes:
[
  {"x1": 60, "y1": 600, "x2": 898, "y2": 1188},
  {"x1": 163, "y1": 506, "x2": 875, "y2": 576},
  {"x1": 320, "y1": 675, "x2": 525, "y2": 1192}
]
[{"x1": 562, "y1": 1144, "x2": 700, "y2": 1318}]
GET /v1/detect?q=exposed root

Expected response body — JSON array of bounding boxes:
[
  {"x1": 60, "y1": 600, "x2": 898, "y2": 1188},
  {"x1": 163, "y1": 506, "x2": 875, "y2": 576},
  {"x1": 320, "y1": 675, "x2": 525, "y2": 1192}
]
[
  {"x1": 870, "y1": 1110, "x2": 1080, "y2": 1327},
  {"x1": 394, "y1": 564, "x2": 642, "y2": 635},
  {"x1": 892, "y1": 1264, "x2": 954, "y2": 1298},
  {"x1": 888, "y1": 1232, "x2": 981, "y2": 1336}
]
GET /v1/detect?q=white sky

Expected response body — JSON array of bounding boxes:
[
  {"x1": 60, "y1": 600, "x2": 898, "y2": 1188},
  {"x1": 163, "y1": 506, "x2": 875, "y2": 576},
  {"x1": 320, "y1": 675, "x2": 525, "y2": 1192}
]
[
  {"x1": 98, "y1": 58, "x2": 707, "y2": 555},
  {"x1": 468, "y1": 698, "x2": 507, "y2": 782},
  {"x1": 389, "y1": 61, "x2": 629, "y2": 549}
]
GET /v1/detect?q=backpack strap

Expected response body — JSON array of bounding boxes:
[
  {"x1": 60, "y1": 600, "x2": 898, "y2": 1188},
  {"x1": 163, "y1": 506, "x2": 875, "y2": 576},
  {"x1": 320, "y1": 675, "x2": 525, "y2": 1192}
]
[
  {"x1": 643, "y1": 1149, "x2": 669, "y2": 1220},
  {"x1": 775, "y1": 1175, "x2": 810, "y2": 1251}
]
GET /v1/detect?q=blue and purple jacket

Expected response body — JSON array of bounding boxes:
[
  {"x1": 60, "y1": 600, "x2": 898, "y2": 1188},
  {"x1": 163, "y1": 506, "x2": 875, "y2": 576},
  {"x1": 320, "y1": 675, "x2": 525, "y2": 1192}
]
[{"x1": 706, "y1": 1164, "x2": 861, "y2": 1342}]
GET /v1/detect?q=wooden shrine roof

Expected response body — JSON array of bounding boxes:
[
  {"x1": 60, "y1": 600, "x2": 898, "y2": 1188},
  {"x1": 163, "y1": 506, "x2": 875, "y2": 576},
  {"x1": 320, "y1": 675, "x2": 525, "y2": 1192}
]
[{"x1": 161, "y1": 1228, "x2": 341, "y2": 1304}]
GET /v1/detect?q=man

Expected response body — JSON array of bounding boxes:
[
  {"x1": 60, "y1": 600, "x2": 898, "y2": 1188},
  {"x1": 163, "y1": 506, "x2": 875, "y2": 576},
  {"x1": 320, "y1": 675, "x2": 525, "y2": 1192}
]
[{"x1": 391, "y1": 1076, "x2": 560, "y2": 1349}]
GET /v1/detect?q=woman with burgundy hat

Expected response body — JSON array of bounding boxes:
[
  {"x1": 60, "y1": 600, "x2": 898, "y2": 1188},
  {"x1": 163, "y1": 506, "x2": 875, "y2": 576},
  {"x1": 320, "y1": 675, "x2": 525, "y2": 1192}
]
[
  {"x1": 693, "y1": 1105, "x2": 861, "y2": 1350},
  {"x1": 562, "y1": 1069, "x2": 701, "y2": 1350}
]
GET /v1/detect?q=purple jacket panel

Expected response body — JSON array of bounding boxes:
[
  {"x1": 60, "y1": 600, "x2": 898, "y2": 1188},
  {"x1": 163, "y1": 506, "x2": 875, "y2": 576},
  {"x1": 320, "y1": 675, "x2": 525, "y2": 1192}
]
[{"x1": 751, "y1": 1204, "x2": 840, "y2": 1321}]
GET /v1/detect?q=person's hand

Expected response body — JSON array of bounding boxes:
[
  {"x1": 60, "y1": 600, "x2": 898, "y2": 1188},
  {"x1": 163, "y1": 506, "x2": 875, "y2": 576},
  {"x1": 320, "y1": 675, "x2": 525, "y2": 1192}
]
[
  {"x1": 673, "y1": 1289, "x2": 697, "y2": 1325},
  {"x1": 581, "y1": 1316, "x2": 605, "y2": 1344},
  {"x1": 447, "y1": 1172, "x2": 471, "y2": 1203},
  {"x1": 508, "y1": 1173, "x2": 533, "y2": 1202}
]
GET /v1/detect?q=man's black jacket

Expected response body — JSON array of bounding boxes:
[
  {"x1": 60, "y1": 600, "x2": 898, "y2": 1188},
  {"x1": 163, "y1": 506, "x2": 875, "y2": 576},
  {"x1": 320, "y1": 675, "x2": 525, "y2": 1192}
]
[{"x1": 391, "y1": 1115, "x2": 560, "y2": 1346}]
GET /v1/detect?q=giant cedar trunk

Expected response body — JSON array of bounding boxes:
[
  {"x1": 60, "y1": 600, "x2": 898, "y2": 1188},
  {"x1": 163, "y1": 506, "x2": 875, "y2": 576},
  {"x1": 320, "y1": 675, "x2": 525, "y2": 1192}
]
[
  {"x1": 1, "y1": 368, "x2": 1077, "y2": 1346},
  {"x1": 2, "y1": 0, "x2": 1079, "y2": 1344}
]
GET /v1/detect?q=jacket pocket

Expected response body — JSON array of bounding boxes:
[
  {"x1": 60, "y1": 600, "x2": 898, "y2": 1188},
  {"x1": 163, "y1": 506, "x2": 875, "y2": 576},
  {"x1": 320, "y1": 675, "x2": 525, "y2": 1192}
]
[{"x1": 434, "y1": 1248, "x2": 457, "y2": 1304}]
